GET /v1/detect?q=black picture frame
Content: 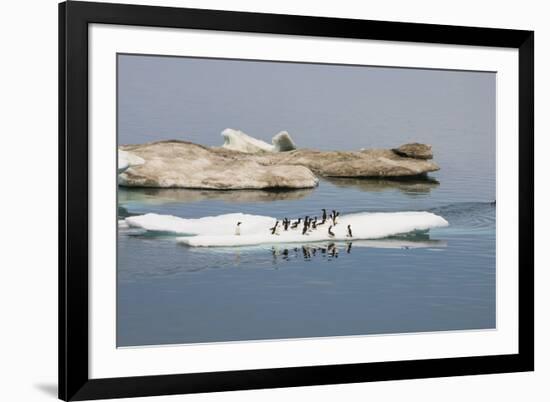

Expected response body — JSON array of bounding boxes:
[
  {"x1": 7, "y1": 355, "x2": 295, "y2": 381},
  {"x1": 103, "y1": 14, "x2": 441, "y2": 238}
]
[{"x1": 59, "y1": 1, "x2": 534, "y2": 400}]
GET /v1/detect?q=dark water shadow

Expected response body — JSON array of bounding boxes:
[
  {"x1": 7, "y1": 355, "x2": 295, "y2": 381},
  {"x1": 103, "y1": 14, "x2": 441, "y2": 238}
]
[
  {"x1": 119, "y1": 186, "x2": 314, "y2": 204},
  {"x1": 34, "y1": 383, "x2": 57, "y2": 398},
  {"x1": 323, "y1": 176, "x2": 440, "y2": 195},
  {"x1": 119, "y1": 232, "x2": 447, "y2": 280},
  {"x1": 184, "y1": 235, "x2": 447, "y2": 265},
  {"x1": 268, "y1": 237, "x2": 447, "y2": 261}
]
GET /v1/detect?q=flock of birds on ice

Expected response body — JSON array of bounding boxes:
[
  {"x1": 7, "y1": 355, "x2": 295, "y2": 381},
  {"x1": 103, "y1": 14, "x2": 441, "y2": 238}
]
[{"x1": 235, "y1": 208, "x2": 353, "y2": 238}]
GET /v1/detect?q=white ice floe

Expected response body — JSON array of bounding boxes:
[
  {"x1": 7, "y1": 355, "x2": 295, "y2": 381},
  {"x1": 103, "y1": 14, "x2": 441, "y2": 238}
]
[
  {"x1": 124, "y1": 211, "x2": 448, "y2": 247},
  {"x1": 221, "y1": 128, "x2": 297, "y2": 153},
  {"x1": 118, "y1": 150, "x2": 145, "y2": 173},
  {"x1": 125, "y1": 212, "x2": 275, "y2": 236}
]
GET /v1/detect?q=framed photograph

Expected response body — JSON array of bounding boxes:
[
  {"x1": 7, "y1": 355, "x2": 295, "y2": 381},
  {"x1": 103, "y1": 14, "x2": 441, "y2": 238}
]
[{"x1": 59, "y1": 1, "x2": 534, "y2": 400}]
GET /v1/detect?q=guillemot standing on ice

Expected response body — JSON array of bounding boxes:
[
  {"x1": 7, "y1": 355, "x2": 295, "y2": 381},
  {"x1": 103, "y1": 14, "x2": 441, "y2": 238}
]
[
  {"x1": 270, "y1": 221, "x2": 279, "y2": 235},
  {"x1": 283, "y1": 218, "x2": 289, "y2": 231},
  {"x1": 346, "y1": 224, "x2": 352, "y2": 238},
  {"x1": 308, "y1": 217, "x2": 317, "y2": 232},
  {"x1": 235, "y1": 222, "x2": 242, "y2": 236},
  {"x1": 328, "y1": 225, "x2": 335, "y2": 238},
  {"x1": 322, "y1": 209, "x2": 327, "y2": 221},
  {"x1": 290, "y1": 218, "x2": 301, "y2": 229}
]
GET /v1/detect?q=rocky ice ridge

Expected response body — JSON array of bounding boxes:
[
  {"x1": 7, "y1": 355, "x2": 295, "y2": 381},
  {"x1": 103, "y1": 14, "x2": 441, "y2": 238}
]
[{"x1": 118, "y1": 129, "x2": 439, "y2": 189}]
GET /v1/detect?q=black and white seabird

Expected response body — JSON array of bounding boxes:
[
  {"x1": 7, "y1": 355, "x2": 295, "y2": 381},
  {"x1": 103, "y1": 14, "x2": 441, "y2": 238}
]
[
  {"x1": 328, "y1": 225, "x2": 335, "y2": 238},
  {"x1": 235, "y1": 221, "x2": 242, "y2": 236},
  {"x1": 308, "y1": 217, "x2": 317, "y2": 232},
  {"x1": 270, "y1": 221, "x2": 279, "y2": 235},
  {"x1": 346, "y1": 224, "x2": 352, "y2": 238},
  {"x1": 283, "y1": 218, "x2": 290, "y2": 231},
  {"x1": 290, "y1": 218, "x2": 301, "y2": 229},
  {"x1": 322, "y1": 209, "x2": 327, "y2": 221},
  {"x1": 333, "y1": 211, "x2": 340, "y2": 225},
  {"x1": 302, "y1": 224, "x2": 309, "y2": 235}
]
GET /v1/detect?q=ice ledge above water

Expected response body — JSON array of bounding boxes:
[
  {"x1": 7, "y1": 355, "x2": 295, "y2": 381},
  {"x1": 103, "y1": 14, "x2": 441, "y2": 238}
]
[{"x1": 124, "y1": 211, "x2": 449, "y2": 247}]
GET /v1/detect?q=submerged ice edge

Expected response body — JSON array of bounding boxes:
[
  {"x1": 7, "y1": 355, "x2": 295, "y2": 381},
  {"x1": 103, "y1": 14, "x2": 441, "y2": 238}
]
[
  {"x1": 183, "y1": 238, "x2": 448, "y2": 252},
  {"x1": 124, "y1": 211, "x2": 449, "y2": 247}
]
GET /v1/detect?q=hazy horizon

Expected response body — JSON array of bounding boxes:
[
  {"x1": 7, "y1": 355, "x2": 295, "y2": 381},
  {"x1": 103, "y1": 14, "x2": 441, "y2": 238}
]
[{"x1": 118, "y1": 54, "x2": 495, "y2": 152}]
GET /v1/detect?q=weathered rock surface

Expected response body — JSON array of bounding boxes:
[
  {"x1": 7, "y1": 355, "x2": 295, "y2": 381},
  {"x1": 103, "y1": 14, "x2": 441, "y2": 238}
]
[
  {"x1": 221, "y1": 128, "x2": 296, "y2": 153},
  {"x1": 262, "y1": 148, "x2": 439, "y2": 178},
  {"x1": 392, "y1": 143, "x2": 433, "y2": 160},
  {"x1": 119, "y1": 141, "x2": 318, "y2": 189},
  {"x1": 118, "y1": 149, "x2": 145, "y2": 173},
  {"x1": 119, "y1": 140, "x2": 439, "y2": 189}
]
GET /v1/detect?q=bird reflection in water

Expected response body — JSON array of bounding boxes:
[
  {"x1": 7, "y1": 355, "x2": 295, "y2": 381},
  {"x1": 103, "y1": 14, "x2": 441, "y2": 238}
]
[{"x1": 270, "y1": 242, "x2": 352, "y2": 263}]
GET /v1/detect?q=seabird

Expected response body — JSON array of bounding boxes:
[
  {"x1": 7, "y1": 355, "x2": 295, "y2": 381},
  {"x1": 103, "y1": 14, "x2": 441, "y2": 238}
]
[
  {"x1": 346, "y1": 224, "x2": 352, "y2": 238},
  {"x1": 235, "y1": 222, "x2": 242, "y2": 236},
  {"x1": 290, "y1": 218, "x2": 301, "y2": 229},
  {"x1": 322, "y1": 209, "x2": 327, "y2": 221},
  {"x1": 328, "y1": 225, "x2": 335, "y2": 238},
  {"x1": 302, "y1": 224, "x2": 309, "y2": 235},
  {"x1": 308, "y1": 217, "x2": 317, "y2": 232},
  {"x1": 270, "y1": 221, "x2": 279, "y2": 235}
]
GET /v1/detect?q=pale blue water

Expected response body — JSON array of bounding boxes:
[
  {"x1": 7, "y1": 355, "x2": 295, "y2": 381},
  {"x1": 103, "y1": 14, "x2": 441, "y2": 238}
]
[{"x1": 116, "y1": 55, "x2": 495, "y2": 347}]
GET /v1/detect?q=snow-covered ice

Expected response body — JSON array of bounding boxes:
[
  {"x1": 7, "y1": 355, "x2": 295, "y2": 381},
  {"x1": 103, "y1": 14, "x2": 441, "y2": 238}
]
[
  {"x1": 221, "y1": 128, "x2": 296, "y2": 153},
  {"x1": 124, "y1": 211, "x2": 448, "y2": 247}
]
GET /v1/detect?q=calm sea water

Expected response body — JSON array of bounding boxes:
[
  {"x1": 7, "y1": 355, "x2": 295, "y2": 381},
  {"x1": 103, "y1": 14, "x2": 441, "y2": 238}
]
[{"x1": 117, "y1": 55, "x2": 496, "y2": 347}]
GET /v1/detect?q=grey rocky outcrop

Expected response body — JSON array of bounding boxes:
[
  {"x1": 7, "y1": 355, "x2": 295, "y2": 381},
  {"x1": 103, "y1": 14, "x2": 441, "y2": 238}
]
[
  {"x1": 119, "y1": 141, "x2": 318, "y2": 189},
  {"x1": 264, "y1": 148, "x2": 438, "y2": 177},
  {"x1": 119, "y1": 140, "x2": 439, "y2": 189},
  {"x1": 392, "y1": 143, "x2": 433, "y2": 160}
]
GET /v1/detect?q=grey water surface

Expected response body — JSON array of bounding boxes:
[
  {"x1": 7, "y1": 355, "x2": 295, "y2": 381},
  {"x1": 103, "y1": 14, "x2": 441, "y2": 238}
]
[{"x1": 117, "y1": 54, "x2": 496, "y2": 347}]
